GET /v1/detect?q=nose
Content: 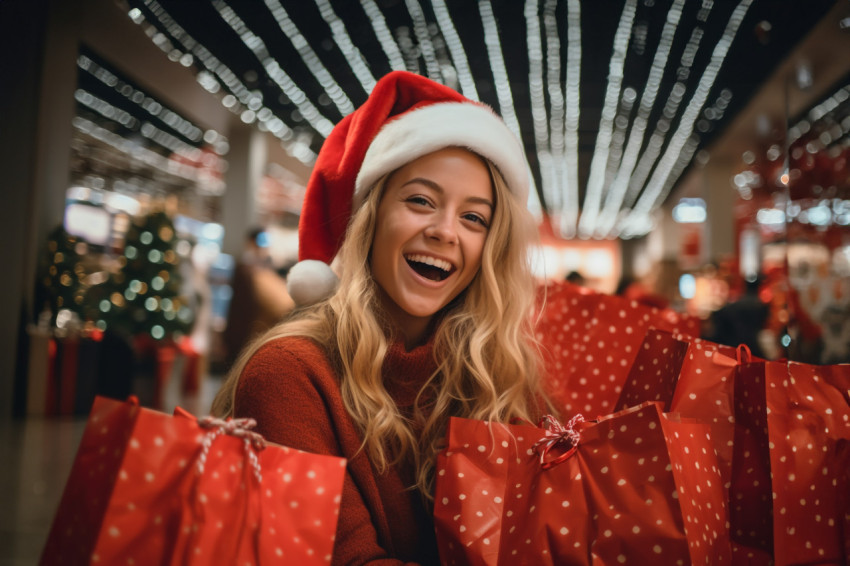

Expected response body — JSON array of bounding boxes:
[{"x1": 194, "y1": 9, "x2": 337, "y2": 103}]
[{"x1": 425, "y1": 212, "x2": 458, "y2": 244}]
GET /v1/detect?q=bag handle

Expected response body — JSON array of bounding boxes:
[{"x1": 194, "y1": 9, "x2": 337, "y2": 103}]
[
  {"x1": 196, "y1": 416, "x2": 266, "y2": 483},
  {"x1": 711, "y1": 343, "x2": 753, "y2": 367},
  {"x1": 533, "y1": 414, "x2": 585, "y2": 470},
  {"x1": 177, "y1": 416, "x2": 268, "y2": 564}
]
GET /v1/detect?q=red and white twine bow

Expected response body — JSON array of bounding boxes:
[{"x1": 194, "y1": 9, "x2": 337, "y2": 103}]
[
  {"x1": 196, "y1": 416, "x2": 266, "y2": 483},
  {"x1": 533, "y1": 414, "x2": 585, "y2": 470}
]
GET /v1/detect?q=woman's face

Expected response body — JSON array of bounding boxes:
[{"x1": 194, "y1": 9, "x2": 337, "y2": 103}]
[{"x1": 371, "y1": 147, "x2": 493, "y2": 344}]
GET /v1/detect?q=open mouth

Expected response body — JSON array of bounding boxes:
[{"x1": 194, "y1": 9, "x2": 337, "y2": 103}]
[{"x1": 405, "y1": 254, "x2": 454, "y2": 282}]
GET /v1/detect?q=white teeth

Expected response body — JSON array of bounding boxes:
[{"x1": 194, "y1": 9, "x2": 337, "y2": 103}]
[{"x1": 405, "y1": 254, "x2": 453, "y2": 272}]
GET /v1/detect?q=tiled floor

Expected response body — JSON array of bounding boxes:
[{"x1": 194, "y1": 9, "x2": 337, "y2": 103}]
[{"x1": 0, "y1": 373, "x2": 222, "y2": 566}]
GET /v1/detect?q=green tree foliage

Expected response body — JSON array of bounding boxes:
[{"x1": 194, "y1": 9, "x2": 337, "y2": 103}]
[
  {"x1": 92, "y1": 210, "x2": 195, "y2": 340},
  {"x1": 37, "y1": 225, "x2": 89, "y2": 324}
]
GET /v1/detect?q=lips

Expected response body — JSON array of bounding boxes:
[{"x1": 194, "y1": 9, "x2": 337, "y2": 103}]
[{"x1": 404, "y1": 253, "x2": 455, "y2": 281}]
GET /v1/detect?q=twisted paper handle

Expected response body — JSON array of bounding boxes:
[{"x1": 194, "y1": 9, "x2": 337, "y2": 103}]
[
  {"x1": 712, "y1": 343, "x2": 753, "y2": 367},
  {"x1": 736, "y1": 343, "x2": 752, "y2": 363},
  {"x1": 196, "y1": 416, "x2": 266, "y2": 483},
  {"x1": 532, "y1": 414, "x2": 585, "y2": 470}
]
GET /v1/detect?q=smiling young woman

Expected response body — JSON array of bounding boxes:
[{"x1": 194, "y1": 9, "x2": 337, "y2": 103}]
[
  {"x1": 370, "y1": 148, "x2": 493, "y2": 348},
  {"x1": 212, "y1": 71, "x2": 551, "y2": 565}
]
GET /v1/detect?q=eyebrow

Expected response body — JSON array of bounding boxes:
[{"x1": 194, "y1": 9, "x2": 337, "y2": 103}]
[{"x1": 401, "y1": 177, "x2": 494, "y2": 210}]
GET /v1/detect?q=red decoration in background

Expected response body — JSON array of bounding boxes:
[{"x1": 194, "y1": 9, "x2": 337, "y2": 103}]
[
  {"x1": 177, "y1": 336, "x2": 202, "y2": 395},
  {"x1": 680, "y1": 223, "x2": 703, "y2": 269},
  {"x1": 133, "y1": 334, "x2": 204, "y2": 409},
  {"x1": 44, "y1": 338, "x2": 58, "y2": 416}
]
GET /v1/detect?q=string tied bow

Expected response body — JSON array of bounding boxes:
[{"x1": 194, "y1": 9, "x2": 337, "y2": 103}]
[{"x1": 533, "y1": 414, "x2": 585, "y2": 470}]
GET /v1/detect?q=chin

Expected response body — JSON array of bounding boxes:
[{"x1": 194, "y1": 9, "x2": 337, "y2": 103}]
[
  {"x1": 402, "y1": 302, "x2": 445, "y2": 319},
  {"x1": 401, "y1": 291, "x2": 459, "y2": 317}
]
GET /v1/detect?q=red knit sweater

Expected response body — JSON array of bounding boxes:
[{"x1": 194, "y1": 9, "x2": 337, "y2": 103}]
[{"x1": 234, "y1": 335, "x2": 440, "y2": 565}]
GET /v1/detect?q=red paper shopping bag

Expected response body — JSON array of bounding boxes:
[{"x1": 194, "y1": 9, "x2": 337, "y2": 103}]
[
  {"x1": 614, "y1": 328, "x2": 689, "y2": 412},
  {"x1": 434, "y1": 402, "x2": 731, "y2": 565},
  {"x1": 536, "y1": 281, "x2": 700, "y2": 417},
  {"x1": 40, "y1": 396, "x2": 346, "y2": 565},
  {"x1": 671, "y1": 340, "x2": 754, "y2": 504},
  {"x1": 731, "y1": 361, "x2": 850, "y2": 565},
  {"x1": 616, "y1": 332, "x2": 755, "y2": 495}
]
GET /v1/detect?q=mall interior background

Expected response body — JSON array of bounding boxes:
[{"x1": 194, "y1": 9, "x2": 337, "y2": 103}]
[
  {"x1": 1, "y1": 0, "x2": 850, "y2": 419},
  {"x1": 1, "y1": 1, "x2": 850, "y2": 563}
]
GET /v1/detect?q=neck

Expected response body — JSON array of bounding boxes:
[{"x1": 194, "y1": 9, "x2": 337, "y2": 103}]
[
  {"x1": 375, "y1": 289, "x2": 434, "y2": 351},
  {"x1": 395, "y1": 313, "x2": 433, "y2": 351}
]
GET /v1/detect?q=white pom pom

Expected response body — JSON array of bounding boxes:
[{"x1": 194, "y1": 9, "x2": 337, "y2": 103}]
[{"x1": 286, "y1": 260, "x2": 339, "y2": 306}]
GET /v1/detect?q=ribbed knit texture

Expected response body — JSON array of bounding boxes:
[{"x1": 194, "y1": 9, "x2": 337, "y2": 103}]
[{"x1": 234, "y1": 335, "x2": 439, "y2": 565}]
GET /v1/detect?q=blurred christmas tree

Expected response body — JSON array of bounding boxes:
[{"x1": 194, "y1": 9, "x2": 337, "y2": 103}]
[
  {"x1": 89, "y1": 209, "x2": 195, "y2": 341},
  {"x1": 37, "y1": 225, "x2": 90, "y2": 325}
]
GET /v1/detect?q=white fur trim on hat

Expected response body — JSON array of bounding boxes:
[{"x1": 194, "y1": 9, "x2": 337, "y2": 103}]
[
  {"x1": 354, "y1": 102, "x2": 529, "y2": 208},
  {"x1": 286, "y1": 259, "x2": 339, "y2": 306}
]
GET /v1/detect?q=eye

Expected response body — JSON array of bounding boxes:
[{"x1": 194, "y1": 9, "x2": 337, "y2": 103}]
[
  {"x1": 406, "y1": 195, "x2": 432, "y2": 207},
  {"x1": 463, "y1": 212, "x2": 490, "y2": 228}
]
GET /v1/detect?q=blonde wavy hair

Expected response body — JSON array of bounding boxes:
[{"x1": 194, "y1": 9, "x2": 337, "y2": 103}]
[{"x1": 212, "y1": 156, "x2": 549, "y2": 500}]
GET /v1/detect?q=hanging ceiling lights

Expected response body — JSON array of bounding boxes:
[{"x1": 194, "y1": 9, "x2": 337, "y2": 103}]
[{"x1": 122, "y1": 0, "x2": 838, "y2": 239}]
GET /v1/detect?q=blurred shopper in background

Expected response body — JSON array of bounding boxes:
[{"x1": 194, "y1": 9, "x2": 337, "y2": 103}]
[
  {"x1": 222, "y1": 227, "x2": 294, "y2": 371},
  {"x1": 565, "y1": 270, "x2": 586, "y2": 286},
  {"x1": 708, "y1": 275, "x2": 771, "y2": 359},
  {"x1": 615, "y1": 273, "x2": 670, "y2": 310}
]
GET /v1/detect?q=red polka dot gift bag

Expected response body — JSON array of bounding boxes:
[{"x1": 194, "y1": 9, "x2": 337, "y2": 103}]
[
  {"x1": 614, "y1": 328, "x2": 690, "y2": 413},
  {"x1": 616, "y1": 331, "x2": 757, "y2": 500},
  {"x1": 434, "y1": 401, "x2": 731, "y2": 565},
  {"x1": 535, "y1": 281, "x2": 700, "y2": 418},
  {"x1": 40, "y1": 395, "x2": 346, "y2": 565},
  {"x1": 730, "y1": 361, "x2": 850, "y2": 565},
  {"x1": 668, "y1": 339, "x2": 755, "y2": 499}
]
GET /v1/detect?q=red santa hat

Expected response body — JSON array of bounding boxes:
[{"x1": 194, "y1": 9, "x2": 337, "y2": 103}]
[{"x1": 287, "y1": 70, "x2": 529, "y2": 306}]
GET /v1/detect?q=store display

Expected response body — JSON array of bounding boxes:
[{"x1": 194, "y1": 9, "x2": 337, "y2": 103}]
[
  {"x1": 25, "y1": 322, "x2": 105, "y2": 417},
  {"x1": 30, "y1": 204, "x2": 202, "y2": 411}
]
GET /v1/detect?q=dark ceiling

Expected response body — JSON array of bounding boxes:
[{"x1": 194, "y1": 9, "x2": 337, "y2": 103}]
[{"x1": 117, "y1": 0, "x2": 838, "y2": 238}]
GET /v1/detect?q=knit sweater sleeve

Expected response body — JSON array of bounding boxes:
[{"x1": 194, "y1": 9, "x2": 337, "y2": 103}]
[{"x1": 233, "y1": 337, "x2": 422, "y2": 566}]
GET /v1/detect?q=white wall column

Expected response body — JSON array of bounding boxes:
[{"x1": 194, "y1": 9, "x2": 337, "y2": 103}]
[
  {"x1": 702, "y1": 159, "x2": 737, "y2": 263},
  {"x1": 222, "y1": 123, "x2": 269, "y2": 257}
]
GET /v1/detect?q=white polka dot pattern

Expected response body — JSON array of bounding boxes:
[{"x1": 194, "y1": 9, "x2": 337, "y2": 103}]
[
  {"x1": 615, "y1": 328, "x2": 689, "y2": 412},
  {"x1": 730, "y1": 361, "x2": 850, "y2": 564},
  {"x1": 617, "y1": 333, "x2": 746, "y2": 500},
  {"x1": 669, "y1": 338, "x2": 744, "y2": 507},
  {"x1": 40, "y1": 396, "x2": 346, "y2": 565},
  {"x1": 535, "y1": 281, "x2": 700, "y2": 418},
  {"x1": 729, "y1": 361, "x2": 774, "y2": 557},
  {"x1": 434, "y1": 402, "x2": 731, "y2": 564}
]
